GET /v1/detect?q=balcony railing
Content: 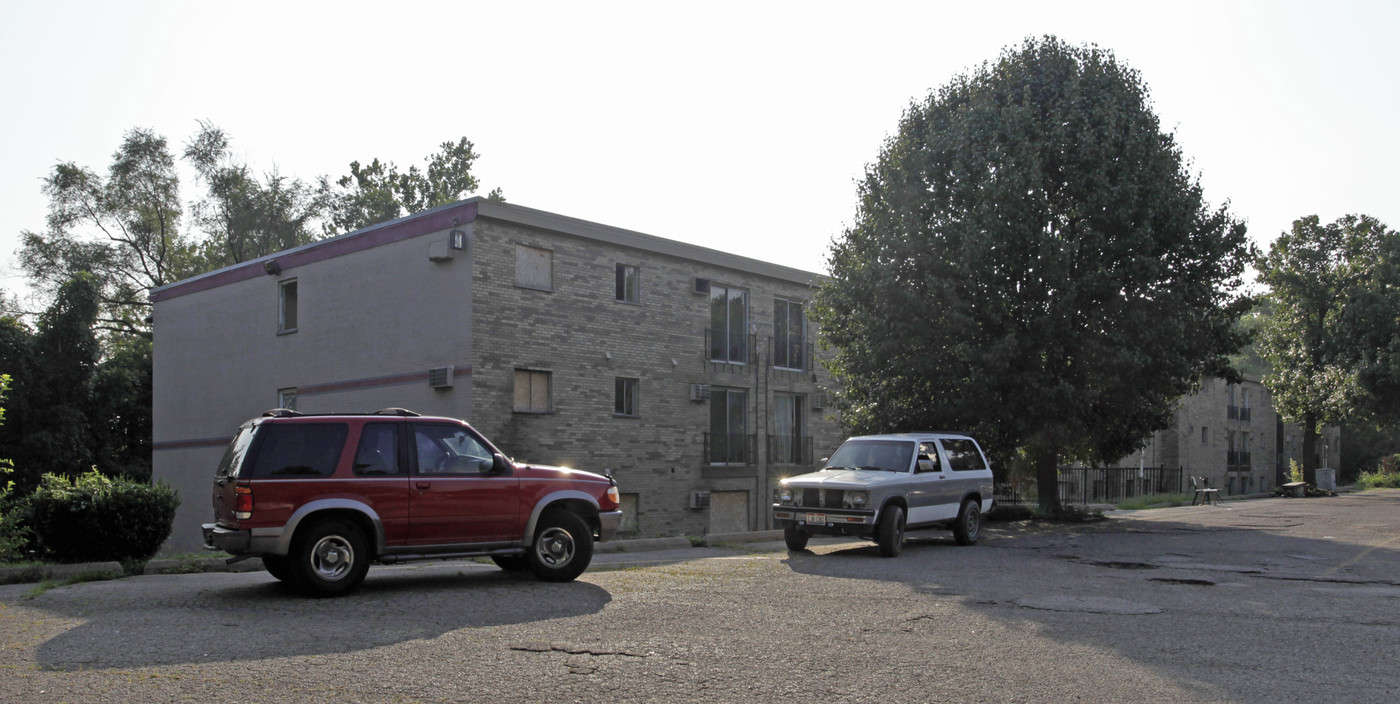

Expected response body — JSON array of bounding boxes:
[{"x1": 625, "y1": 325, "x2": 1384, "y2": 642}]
[
  {"x1": 767, "y1": 434, "x2": 814, "y2": 466},
  {"x1": 769, "y1": 337, "x2": 814, "y2": 372},
  {"x1": 704, "y1": 329, "x2": 757, "y2": 365},
  {"x1": 703, "y1": 432, "x2": 756, "y2": 465}
]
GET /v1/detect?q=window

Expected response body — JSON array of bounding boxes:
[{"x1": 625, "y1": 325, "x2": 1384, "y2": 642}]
[
  {"x1": 248, "y1": 423, "x2": 348, "y2": 478},
  {"x1": 615, "y1": 263, "x2": 639, "y2": 303},
  {"x1": 515, "y1": 244, "x2": 553, "y2": 290},
  {"x1": 615, "y1": 377, "x2": 639, "y2": 417},
  {"x1": 277, "y1": 387, "x2": 297, "y2": 411},
  {"x1": 772, "y1": 393, "x2": 804, "y2": 464},
  {"x1": 353, "y1": 423, "x2": 400, "y2": 476},
  {"x1": 773, "y1": 298, "x2": 806, "y2": 370},
  {"x1": 513, "y1": 369, "x2": 551, "y2": 412},
  {"x1": 278, "y1": 279, "x2": 298, "y2": 333},
  {"x1": 940, "y1": 438, "x2": 988, "y2": 472},
  {"x1": 1201, "y1": 426, "x2": 1209, "y2": 446},
  {"x1": 412, "y1": 423, "x2": 495, "y2": 474},
  {"x1": 707, "y1": 388, "x2": 747, "y2": 464},
  {"x1": 708, "y1": 284, "x2": 748, "y2": 363}
]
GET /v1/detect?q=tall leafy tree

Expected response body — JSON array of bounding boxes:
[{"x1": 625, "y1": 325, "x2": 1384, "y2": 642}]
[
  {"x1": 19, "y1": 129, "x2": 198, "y2": 338},
  {"x1": 184, "y1": 121, "x2": 327, "y2": 269},
  {"x1": 325, "y1": 137, "x2": 505, "y2": 234},
  {"x1": 10, "y1": 274, "x2": 102, "y2": 487},
  {"x1": 814, "y1": 36, "x2": 1253, "y2": 512},
  {"x1": 1255, "y1": 214, "x2": 1400, "y2": 483}
]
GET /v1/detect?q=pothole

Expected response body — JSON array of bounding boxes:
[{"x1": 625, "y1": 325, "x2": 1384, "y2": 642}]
[
  {"x1": 1148, "y1": 577, "x2": 1217, "y2": 586},
  {"x1": 1013, "y1": 596, "x2": 1163, "y2": 615}
]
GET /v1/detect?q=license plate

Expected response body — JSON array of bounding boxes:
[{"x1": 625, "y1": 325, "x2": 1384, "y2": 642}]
[{"x1": 804, "y1": 513, "x2": 826, "y2": 525}]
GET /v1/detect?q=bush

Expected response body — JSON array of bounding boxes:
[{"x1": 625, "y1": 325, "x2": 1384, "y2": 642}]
[
  {"x1": 0, "y1": 458, "x2": 35, "y2": 562},
  {"x1": 29, "y1": 470, "x2": 180, "y2": 563}
]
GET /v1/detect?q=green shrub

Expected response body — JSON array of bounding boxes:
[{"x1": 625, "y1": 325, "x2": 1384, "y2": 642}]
[
  {"x1": 0, "y1": 457, "x2": 36, "y2": 562},
  {"x1": 29, "y1": 470, "x2": 180, "y2": 563},
  {"x1": 1357, "y1": 469, "x2": 1400, "y2": 490}
]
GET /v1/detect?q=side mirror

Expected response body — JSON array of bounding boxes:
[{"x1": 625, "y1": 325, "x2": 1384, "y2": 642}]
[{"x1": 491, "y1": 453, "x2": 513, "y2": 474}]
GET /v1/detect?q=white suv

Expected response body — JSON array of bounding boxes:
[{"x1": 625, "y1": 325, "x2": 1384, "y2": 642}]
[{"x1": 772, "y1": 433, "x2": 994, "y2": 556}]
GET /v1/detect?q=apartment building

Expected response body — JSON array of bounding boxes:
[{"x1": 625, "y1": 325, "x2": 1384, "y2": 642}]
[
  {"x1": 1116, "y1": 375, "x2": 1340, "y2": 495},
  {"x1": 151, "y1": 198, "x2": 844, "y2": 552}
]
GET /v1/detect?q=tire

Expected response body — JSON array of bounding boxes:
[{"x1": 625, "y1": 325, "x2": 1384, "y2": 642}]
[
  {"x1": 491, "y1": 554, "x2": 531, "y2": 572},
  {"x1": 289, "y1": 519, "x2": 370, "y2": 597},
  {"x1": 262, "y1": 554, "x2": 295, "y2": 582},
  {"x1": 783, "y1": 525, "x2": 810, "y2": 551},
  {"x1": 528, "y1": 510, "x2": 594, "y2": 582},
  {"x1": 953, "y1": 498, "x2": 982, "y2": 546},
  {"x1": 876, "y1": 505, "x2": 905, "y2": 557}
]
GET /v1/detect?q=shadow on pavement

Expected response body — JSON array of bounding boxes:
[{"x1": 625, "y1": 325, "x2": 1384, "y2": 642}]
[
  {"x1": 777, "y1": 491, "x2": 1400, "y2": 702},
  {"x1": 28, "y1": 563, "x2": 611, "y2": 670}
]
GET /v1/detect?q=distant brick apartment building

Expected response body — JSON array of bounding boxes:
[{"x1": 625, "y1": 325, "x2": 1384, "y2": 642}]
[
  {"x1": 151, "y1": 198, "x2": 844, "y2": 552},
  {"x1": 1110, "y1": 375, "x2": 1340, "y2": 495}
]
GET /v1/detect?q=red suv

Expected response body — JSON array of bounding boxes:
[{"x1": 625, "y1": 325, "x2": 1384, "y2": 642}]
[{"x1": 202, "y1": 408, "x2": 622, "y2": 596}]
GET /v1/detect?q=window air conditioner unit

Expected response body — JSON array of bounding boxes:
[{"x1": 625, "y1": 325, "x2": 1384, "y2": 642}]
[
  {"x1": 690, "y1": 491, "x2": 711, "y2": 509},
  {"x1": 428, "y1": 366, "x2": 454, "y2": 388},
  {"x1": 690, "y1": 383, "x2": 712, "y2": 401},
  {"x1": 693, "y1": 277, "x2": 711, "y2": 295}
]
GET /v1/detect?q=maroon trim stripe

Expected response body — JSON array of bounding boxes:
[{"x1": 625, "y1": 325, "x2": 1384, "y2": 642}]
[
  {"x1": 299, "y1": 366, "x2": 473, "y2": 397},
  {"x1": 153, "y1": 366, "x2": 472, "y2": 451},
  {"x1": 149, "y1": 202, "x2": 479, "y2": 303}
]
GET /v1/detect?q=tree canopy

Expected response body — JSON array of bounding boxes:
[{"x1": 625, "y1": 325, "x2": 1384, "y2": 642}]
[
  {"x1": 1255, "y1": 214, "x2": 1400, "y2": 482},
  {"x1": 813, "y1": 36, "x2": 1253, "y2": 511},
  {"x1": 324, "y1": 137, "x2": 505, "y2": 234}
]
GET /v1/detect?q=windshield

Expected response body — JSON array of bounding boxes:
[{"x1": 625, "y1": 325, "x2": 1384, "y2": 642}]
[{"x1": 824, "y1": 439, "x2": 915, "y2": 473}]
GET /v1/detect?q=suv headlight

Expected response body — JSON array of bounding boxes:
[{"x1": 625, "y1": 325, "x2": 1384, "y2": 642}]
[
  {"x1": 776, "y1": 485, "x2": 796, "y2": 504},
  {"x1": 844, "y1": 491, "x2": 869, "y2": 509}
]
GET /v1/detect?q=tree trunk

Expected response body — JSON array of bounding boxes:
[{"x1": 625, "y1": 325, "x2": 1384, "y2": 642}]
[
  {"x1": 1302, "y1": 411, "x2": 1318, "y2": 486},
  {"x1": 1033, "y1": 445, "x2": 1061, "y2": 515}
]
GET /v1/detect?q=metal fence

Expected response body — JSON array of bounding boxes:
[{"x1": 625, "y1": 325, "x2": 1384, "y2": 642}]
[{"x1": 995, "y1": 466, "x2": 1186, "y2": 506}]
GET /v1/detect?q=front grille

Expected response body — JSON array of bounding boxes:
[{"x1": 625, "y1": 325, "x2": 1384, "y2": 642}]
[{"x1": 798, "y1": 488, "x2": 845, "y2": 509}]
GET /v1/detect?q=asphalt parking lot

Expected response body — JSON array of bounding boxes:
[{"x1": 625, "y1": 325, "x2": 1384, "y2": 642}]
[{"x1": 2, "y1": 490, "x2": 1398, "y2": 703}]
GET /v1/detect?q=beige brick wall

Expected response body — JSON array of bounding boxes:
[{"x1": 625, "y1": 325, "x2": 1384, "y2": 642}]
[{"x1": 466, "y1": 217, "x2": 843, "y2": 536}]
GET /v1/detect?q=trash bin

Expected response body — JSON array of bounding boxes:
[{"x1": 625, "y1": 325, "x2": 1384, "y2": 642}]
[{"x1": 1316, "y1": 468, "x2": 1336, "y2": 492}]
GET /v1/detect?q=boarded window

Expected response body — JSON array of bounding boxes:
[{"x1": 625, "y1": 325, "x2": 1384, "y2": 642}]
[
  {"x1": 514, "y1": 369, "x2": 551, "y2": 412},
  {"x1": 515, "y1": 245, "x2": 553, "y2": 290}
]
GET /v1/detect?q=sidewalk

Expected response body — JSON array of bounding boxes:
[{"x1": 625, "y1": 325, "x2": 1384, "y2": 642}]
[{"x1": 0, "y1": 530, "x2": 788, "y2": 586}]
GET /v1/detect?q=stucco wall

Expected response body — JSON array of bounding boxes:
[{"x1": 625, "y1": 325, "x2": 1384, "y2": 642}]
[{"x1": 152, "y1": 224, "x2": 474, "y2": 552}]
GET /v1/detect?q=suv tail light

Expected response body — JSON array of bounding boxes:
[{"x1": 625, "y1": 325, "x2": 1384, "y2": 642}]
[{"x1": 234, "y1": 485, "x2": 253, "y2": 519}]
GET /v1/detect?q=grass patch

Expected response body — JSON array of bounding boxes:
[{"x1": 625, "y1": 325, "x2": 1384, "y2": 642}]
[
  {"x1": 1114, "y1": 493, "x2": 1196, "y2": 511},
  {"x1": 22, "y1": 569, "x2": 125, "y2": 599},
  {"x1": 987, "y1": 503, "x2": 1104, "y2": 522},
  {"x1": 1356, "y1": 471, "x2": 1400, "y2": 490},
  {"x1": 685, "y1": 535, "x2": 705, "y2": 547}
]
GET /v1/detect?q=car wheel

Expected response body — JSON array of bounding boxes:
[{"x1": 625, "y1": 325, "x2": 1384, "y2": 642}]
[
  {"x1": 491, "y1": 554, "x2": 531, "y2": 572},
  {"x1": 528, "y1": 510, "x2": 594, "y2": 582},
  {"x1": 290, "y1": 519, "x2": 370, "y2": 597},
  {"x1": 876, "y1": 505, "x2": 905, "y2": 557},
  {"x1": 783, "y1": 525, "x2": 810, "y2": 551},
  {"x1": 262, "y1": 554, "x2": 295, "y2": 582},
  {"x1": 953, "y1": 498, "x2": 981, "y2": 546}
]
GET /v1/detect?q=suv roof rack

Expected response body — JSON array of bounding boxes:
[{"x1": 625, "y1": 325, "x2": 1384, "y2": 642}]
[
  {"x1": 262, "y1": 408, "x2": 304, "y2": 418},
  {"x1": 374, "y1": 407, "x2": 421, "y2": 417}
]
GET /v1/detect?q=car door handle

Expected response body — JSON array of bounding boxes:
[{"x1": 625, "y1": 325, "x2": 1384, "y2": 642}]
[{"x1": 416, "y1": 482, "x2": 432, "y2": 490}]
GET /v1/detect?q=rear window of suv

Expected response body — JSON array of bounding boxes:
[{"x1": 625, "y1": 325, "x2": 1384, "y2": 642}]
[{"x1": 247, "y1": 423, "x2": 349, "y2": 478}]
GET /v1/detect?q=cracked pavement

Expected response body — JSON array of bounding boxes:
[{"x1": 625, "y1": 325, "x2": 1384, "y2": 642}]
[{"x1": 2, "y1": 490, "x2": 1399, "y2": 702}]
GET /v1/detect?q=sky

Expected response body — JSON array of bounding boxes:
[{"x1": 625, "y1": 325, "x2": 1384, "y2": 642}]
[{"x1": 2, "y1": 0, "x2": 1398, "y2": 309}]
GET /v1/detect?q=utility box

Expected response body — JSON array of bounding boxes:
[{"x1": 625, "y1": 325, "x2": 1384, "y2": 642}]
[{"x1": 1316, "y1": 468, "x2": 1336, "y2": 491}]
